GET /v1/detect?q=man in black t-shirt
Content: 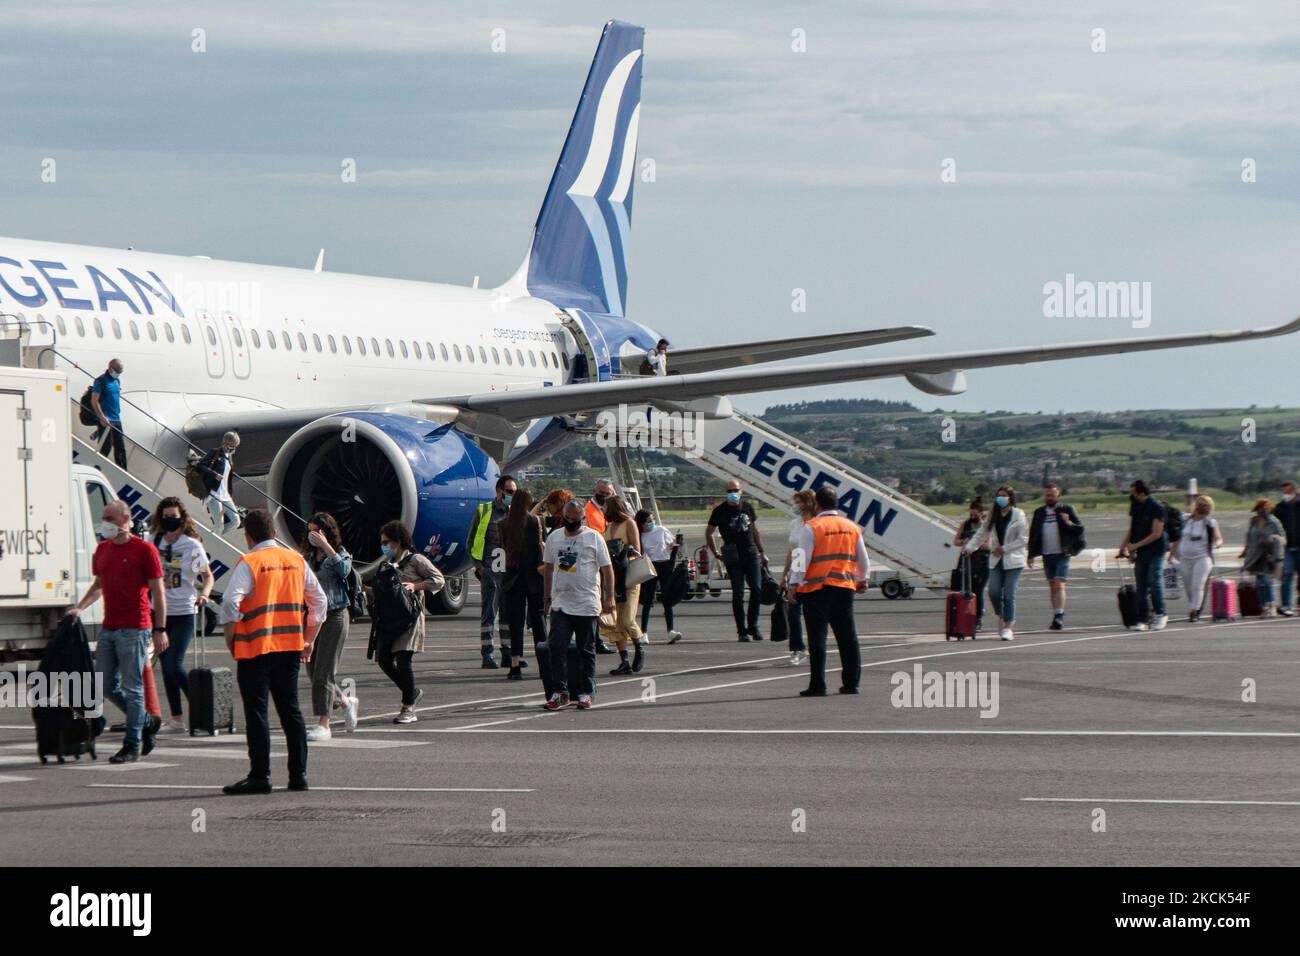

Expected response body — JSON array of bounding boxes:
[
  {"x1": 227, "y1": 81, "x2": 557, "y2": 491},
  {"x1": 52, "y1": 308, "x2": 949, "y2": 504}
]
[
  {"x1": 705, "y1": 480, "x2": 769, "y2": 641},
  {"x1": 1119, "y1": 479, "x2": 1168, "y2": 631}
]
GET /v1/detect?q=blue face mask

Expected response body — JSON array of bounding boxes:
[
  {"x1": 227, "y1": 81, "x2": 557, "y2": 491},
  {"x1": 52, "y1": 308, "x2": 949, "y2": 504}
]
[
  {"x1": 726, "y1": 492, "x2": 741, "y2": 503},
  {"x1": 646, "y1": 521, "x2": 656, "y2": 531},
  {"x1": 380, "y1": 543, "x2": 396, "y2": 560},
  {"x1": 995, "y1": 495, "x2": 1010, "y2": 508},
  {"x1": 502, "y1": 495, "x2": 513, "y2": 507}
]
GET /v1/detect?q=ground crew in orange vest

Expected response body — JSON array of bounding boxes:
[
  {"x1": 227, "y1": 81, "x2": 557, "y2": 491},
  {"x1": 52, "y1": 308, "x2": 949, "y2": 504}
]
[
  {"x1": 787, "y1": 485, "x2": 869, "y2": 696},
  {"x1": 586, "y1": 478, "x2": 614, "y2": 534},
  {"x1": 220, "y1": 509, "x2": 327, "y2": 795}
]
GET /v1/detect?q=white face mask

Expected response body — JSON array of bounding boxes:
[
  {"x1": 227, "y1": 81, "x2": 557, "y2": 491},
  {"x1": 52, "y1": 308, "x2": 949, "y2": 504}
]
[
  {"x1": 1285, "y1": 493, "x2": 1296, "y2": 502},
  {"x1": 100, "y1": 520, "x2": 124, "y2": 540}
]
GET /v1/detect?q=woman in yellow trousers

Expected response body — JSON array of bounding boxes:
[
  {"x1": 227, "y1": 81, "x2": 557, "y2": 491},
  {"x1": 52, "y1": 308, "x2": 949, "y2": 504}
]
[{"x1": 602, "y1": 497, "x2": 645, "y2": 674}]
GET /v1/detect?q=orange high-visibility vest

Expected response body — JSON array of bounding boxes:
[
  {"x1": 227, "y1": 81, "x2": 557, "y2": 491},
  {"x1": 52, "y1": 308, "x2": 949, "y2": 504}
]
[
  {"x1": 796, "y1": 514, "x2": 862, "y2": 594},
  {"x1": 586, "y1": 499, "x2": 607, "y2": 534},
  {"x1": 232, "y1": 547, "x2": 307, "y2": 660}
]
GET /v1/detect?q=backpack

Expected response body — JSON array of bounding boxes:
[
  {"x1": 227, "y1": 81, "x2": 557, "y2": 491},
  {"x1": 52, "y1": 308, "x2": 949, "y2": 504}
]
[
  {"x1": 183, "y1": 450, "x2": 209, "y2": 500},
  {"x1": 345, "y1": 564, "x2": 368, "y2": 621},
  {"x1": 78, "y1": 385, "x2": 99, "y2": 426},
  {"x1": 370, "y1": 554, "x2": 422, "y2": 636},
  {"x1": 1161, "y1": 501, "x2": 1183, "y2": 543}
]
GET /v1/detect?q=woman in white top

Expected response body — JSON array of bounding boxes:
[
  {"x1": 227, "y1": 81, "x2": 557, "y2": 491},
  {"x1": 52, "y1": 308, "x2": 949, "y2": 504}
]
[
  {"x1": 635, "y1": 509, "x2": 681, "y2": 645},
  {"x1": 148, "y1": 496, "x2": 212, "y2": 733},
  {"x1": 1170, "y1": 495, "x2": 1222, "y2": 621},
  {"x1": 779, "y1": 490, "x2": 817, "y2": 665},
  {"x1": 964, "y1": 485, "x2": 1028, "y2": 641}
]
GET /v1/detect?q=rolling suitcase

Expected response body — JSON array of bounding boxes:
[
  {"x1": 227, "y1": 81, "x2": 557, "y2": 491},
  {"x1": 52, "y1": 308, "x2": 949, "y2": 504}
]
[
  {"x1": 1117, "y1": 562, "x2": 1140, "y2": 628},
  {"x1": 945, "y1": 556, "x2": 977, "y2": 641},
  {"x1": 1237, "y1": 577, "x2": 1262, "y2": 617},
  {"x1": 188, "y1": 632, "x2": 236, "y2": 736},
  {"x1": 1210, "y1": 576, "x2": 1238, "y2": 621},
  {"x1": 33, "y1": 706, "x2": 98, "y2": 764}
]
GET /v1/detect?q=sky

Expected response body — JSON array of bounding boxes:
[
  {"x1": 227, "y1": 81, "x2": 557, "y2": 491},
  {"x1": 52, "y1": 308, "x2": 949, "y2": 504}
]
[{"x1": 1, "y1": 1, "x2": 1298, "y2": 414}]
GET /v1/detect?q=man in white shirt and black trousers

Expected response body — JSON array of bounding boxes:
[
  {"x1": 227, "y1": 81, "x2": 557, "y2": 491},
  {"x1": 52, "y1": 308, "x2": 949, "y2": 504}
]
[{"x1": 542, "y1": 498, "x2": 615, "y2": 711}]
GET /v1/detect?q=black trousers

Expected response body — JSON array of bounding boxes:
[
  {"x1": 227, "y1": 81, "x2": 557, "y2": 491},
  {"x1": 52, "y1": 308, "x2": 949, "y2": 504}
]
[
  {"x1": 638, "y1": 559, "x2": 676, "y2": 634},
  {"x1": 98, "y1": 420, "x2": 128, "y2": 469},
  {"x1": 236, "y1": 650, "x2": 307, "y2": 782},
  {"x1": 502, "y1": 584, "x2": 546, "y2": 660},
  {"x1": 724, "y1": 550, "x2": 762, "y2": 635},
  {"x1": 801, "y1": 586, "x2": 861, "y2": 692},
  {"x1": 375, "y1": 645, "x2": 418, "y2": 706}
]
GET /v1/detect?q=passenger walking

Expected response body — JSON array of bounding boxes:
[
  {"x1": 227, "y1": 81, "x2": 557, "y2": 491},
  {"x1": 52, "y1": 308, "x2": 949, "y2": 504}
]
[
  {"x1": 220, "y1": 509, "x2": 326, "y2": 794},
  {"x1": 369, "y1": 520, "x2": 444, "y2": 722},
  {"x1": 501, "y1": 490, "x2": 548, "y2": 683},
  {"x1": 964, "y1": 485, "x2": 1028, "y2": 641},
  {"x1": 787, "y1": 485, "x2": 868, "y2": 696},
  {"x1": 585, "y1": 479, "x2": 614, "y2": 534},
  {"x1": 603, "y1": 497, "x2": 646, "y2": 674},
  {"x1": 705, "y1": 480, "x2": 770, "y2": 642},
  {"x1": 1118, "y1": 480, "x2": 1169, "y2": 632},
  {"x1": 90, "y1": 358, "x2": 128, "y2": 468},
  {"x1": 1240, "y1": 499, "x2": 1286, "y2": 617},
  {"x1": 302, "y1": 512, "x2": 359, "y2": 740},
  {"x1": 953, "y1": 498, "x2": 990, "y2": 632},
  {"x1": 1027, "y1": 482, "x2": 1084, "y2": 630},
  {"x1": 468, "y1": 474, "x2": 516, "y2": 668},
  {"x1": 641, "y1": 338, "x2": 670, "y2": 376},
  {"x1": 1171, "y1": 495, "x2": 1222, "y2": 621},
  {"x1": 635, "y1": 509, "x2": 681, "y2": 645},
  {"x1": 66, "y1": 499, "x2": 167, "y2": 763},
  {"x1": 198, "y1": 431, "x2": 241, "y2": 534},
  {"x1": 533, "y1": 488, "x2": 574, "y2": 535},
  {"x1": 149, "y1": 497, "x2": 212, "y2": 734},
  {"x1": 1276, "y1": 481, "x2": 1300, "y2": 617},
  {"x1": 542, "y1": 499, "x2": 615, "y2": 711},
  {"x1": 780, "y1": 490, "x2": 817, "y2": 665}
]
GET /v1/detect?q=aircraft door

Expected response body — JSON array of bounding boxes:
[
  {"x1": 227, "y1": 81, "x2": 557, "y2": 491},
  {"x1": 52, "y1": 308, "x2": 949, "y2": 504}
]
[
  {"x1": 220, "y1": 311, "x2": 252, "y2": 379},
  {"x1": 196, "y1": 310, "x2": 227, "y2": 379}
]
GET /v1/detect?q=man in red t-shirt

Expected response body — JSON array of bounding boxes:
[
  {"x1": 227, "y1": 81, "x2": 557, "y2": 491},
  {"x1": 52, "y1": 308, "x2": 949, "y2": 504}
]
[{"x1": 67, "y1": 500, "x2": 167, "y2": 763}]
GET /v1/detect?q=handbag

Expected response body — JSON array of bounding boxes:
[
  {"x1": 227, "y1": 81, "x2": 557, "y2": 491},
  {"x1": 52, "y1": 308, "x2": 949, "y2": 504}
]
[{"x1": 625, "y1": 551, "x2": 656, "y2": 587}]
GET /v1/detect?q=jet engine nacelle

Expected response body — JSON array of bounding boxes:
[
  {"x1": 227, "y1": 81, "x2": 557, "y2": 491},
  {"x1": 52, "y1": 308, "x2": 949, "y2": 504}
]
[{"x1": 267, "y1": 412, "x2": 499, "y2": 576}]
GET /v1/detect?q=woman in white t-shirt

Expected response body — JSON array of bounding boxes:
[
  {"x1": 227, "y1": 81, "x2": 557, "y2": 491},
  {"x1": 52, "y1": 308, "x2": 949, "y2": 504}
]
[
  {"x1": 779, "y1": 490, "x2": 817, "y2": 666},
  {"x1": 635, "y1": 509, "x2": 681, "y2": 645},
  {"x1": 149, "y1": 497, "x2": 212, "y2": 733},
  {"x1": 1171, "y1": 495, "x2": 1222, "y2": 621}
]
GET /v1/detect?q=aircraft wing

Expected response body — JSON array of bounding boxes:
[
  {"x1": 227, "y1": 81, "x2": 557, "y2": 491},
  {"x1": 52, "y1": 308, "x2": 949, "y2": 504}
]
[
  {"x1": 185, "y1": 316, "x2": 1300, "y2": 439},
  {"x1": 665, "y1": 326, "x2": 934, "y2": 374}
]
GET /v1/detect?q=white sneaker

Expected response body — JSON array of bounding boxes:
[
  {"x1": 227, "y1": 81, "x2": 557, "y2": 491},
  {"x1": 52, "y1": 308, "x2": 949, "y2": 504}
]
[
  {"x1": 157, "y1": 717, "x2": 186, "y2": 735},
  {"x1": 999, "y1": 627, "x2": 1014, "y2": 641},
  {"x1": 1152, "y1": 614, "x2": 1168, "y2": 631},
  {"x1": 343, "y1": 696, "x2": 359, "y2": 734},
  {"x1": 667, "y1": 630, "x2": 683, "y2": 644},
  {"x1": 307, "y1": 724, "x2": 332, "y2": 742},
  {"x1": 789, "y1": 651, "x2": 806, "y2": 666},
  {"x1": 1133, "y1": 622, "x2": 1150, "y2": 632},
  {"x1": 394, "y1": 710, "x2": 417, "y2": 724}
]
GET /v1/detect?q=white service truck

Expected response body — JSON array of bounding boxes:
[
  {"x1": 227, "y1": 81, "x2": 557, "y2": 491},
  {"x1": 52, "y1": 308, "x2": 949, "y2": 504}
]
[{"x1": 1, "y1": 364, "x2": 117, "y2": 662}]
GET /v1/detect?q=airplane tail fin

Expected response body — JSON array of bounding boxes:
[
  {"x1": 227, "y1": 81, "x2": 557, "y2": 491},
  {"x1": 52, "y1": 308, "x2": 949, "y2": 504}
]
[{"x1": 499, "y1": 20, "x2": 644, "y2": 317}]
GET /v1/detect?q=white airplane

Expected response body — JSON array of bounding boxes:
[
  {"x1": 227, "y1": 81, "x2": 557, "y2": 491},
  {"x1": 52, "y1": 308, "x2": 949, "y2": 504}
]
[{"x1": 4, "y1": 19, "x2": 1297, "y2": 574}]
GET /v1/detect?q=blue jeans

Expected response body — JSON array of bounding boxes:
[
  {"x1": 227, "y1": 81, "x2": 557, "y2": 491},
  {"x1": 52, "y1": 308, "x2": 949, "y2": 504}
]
[
  {"x1": 95, "y1": 627, "x2": 149, "y2": 748},
  {"x1": 1282, "y1": 548, "x2": 1299, "y2": 609},
  {"x1": 547, "y1": 611, "x2": 597, "y2": 698},
  {"x1": 986, "y1": 565, "x2": 1023, "y2": 625},
  {"x1": 159, "y1": 614, "x2": 196, "y2": 716},
  {"x1": 1133, "y1": 552, "x2": 1166, "y2": 621},
  {"x1": 1256, "y1": 573, "x2": 1276, "y2": 607}
]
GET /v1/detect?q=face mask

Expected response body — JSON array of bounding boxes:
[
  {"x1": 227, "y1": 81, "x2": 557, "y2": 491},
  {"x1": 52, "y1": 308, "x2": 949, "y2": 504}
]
[
  {"x1": 563, "y1": 518, "x2": 582, "y2": 532},
  {"x1": 107, "y1": 369, "x2": 120, "y2": 379},
  {"x1": 100, "y1": 520, "x2": 123, "y2": 540},
  {"x1": 594, "y1": 494, "x2": 610, "y2": 505},
  {"x1": 161, "y1": 516, "x2": 182, "y2": 533},
  {"x1": 646, "y1": 522, "x2": 656, "y2": 531},
  {"x1": 1285, "y1": 493, "x2": 1296, "y2": 502},
  {"x1": 995, "y1": 495, "x2": 1009, "y2": 508},
  {"x1": 380, "y1": 543, "x2": 396, "y2": 560},
  {"x1": 502, "y1": 495, "x2": 513, "y2": 507},
  {"x1": 726, "y1": 492, "x2": 741, "y2": 503}
]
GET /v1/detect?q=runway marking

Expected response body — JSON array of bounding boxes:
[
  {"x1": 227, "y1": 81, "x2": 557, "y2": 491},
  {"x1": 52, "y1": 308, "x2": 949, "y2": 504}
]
[
  {"x1": 305, "y1": 737, "x2": 426, "y2": 749},
  {"x1": 367, "y1": 728, "x2": 1300, "y2": 737},
  {"x1": 1022, "y1": 797, "x2": 1300, "y2": 807},
  {"x1": 0, "y1": 755, "x2": 37, "y2": 766},
  {"x1": 0, "y1": 774, "x2": 35, "y2": 783},
  {"x1": 74, "y1": 762, "x2": 180, "y2": 772},
  {"x1": 445, "y1": 622, "x2": 1250, "y2": 730},
  {"x1": 86, "y1": 783, "x2": 536, "y2": 793}
]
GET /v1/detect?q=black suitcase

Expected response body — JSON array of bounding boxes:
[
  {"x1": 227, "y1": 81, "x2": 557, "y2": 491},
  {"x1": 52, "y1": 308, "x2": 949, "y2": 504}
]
[
  {"x1": 1117, "y1": 563, "x2": 1140, "y2": 628},
  {"x1": 188, "y1": 632, "x2": 236, "y2": 736},
  {"x1": 770, "y1": 597, "x2": 790, "y2": 643},
  {"x1": 33, "y1": 706, "x2": 98, "y2": 764}
]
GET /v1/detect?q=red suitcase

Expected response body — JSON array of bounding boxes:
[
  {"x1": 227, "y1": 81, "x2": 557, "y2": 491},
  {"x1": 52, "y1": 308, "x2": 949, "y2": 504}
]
[
  {"x1": 1237, "y1": 578, "x2": 1262, "y2": 617},
  {"x1": 945, "y1": 556, "x2": 977, "y2": 641}
]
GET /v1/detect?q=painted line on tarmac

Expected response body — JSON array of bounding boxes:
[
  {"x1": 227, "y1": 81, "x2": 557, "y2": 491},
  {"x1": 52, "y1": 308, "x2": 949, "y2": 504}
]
[
  {"x1": 1022, "y1": 797, "x2": 1300, "y2": 806},
  {"x1": 86, "y1": 783, "x2": 536, "y2": 793},
  {"x1": 0, "y1": 774, "x2": 35, "y2": 782}
]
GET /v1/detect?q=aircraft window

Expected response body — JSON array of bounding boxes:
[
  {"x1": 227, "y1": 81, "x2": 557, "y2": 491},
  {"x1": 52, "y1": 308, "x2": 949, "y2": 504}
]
[
  {"x1": 204, "y1": 326, "x2": 216, "y2": 346},
  {"x1": 504, "y1": 350, "x2": 512, "y2": 366},
  {"x1": 163, "y1": 323, "x2": 174, "y2": 343},
  {"x1": 181, "y1": 325, "x2": 192, "y2": 344},
  {"x1": 514, "y1": 348, "x2": 523, "y2": 366},
  {"x1": 342, "y1": 336, "x2": 352, "y2": 355},
  {"x1": 128, "y1": 320, "x2": 139, "y2": 340},
  {"x1": 370, "y1": 337, "x2": 379, "y2": 356},
  {"x1": 466, "y1": 346, "x2": 476, "y2": 364},
  {"x1": 85, "y1": 481, "x2": 115, "y2": 533},
  {"x1": 529, "y1": 350, "x2": 537, "y2": 367},
  {"x1": 111, "y1": 319, "x2": 122, "y2": 338},
  {"x1": 560, "y1": 351, "x2": 569, "y2": 370},
  {"x1": 453, "y1": 344, "x2": 462, "y2": 362},
  {"x1": 399, "y1": 341, "x2": 408, "y2": 359},
  {"x1": 282, "y1": 332, "x2": 293, "y2": 350},
  {"x1": 232, "y1": 327, "x2": 244, "y2": 348},
  {"x1": 267, "y1": 331, "x2": 277, "y2": 350},
  {"x1": 328, "y1": 334, "x2": 337, "y2": 354},
  {"x1": 357, "y1": 337, "x2": 366, "y2": 356},
  {"x1": 146, "y1": 322, "x2": 157, "y2": 342},
  {"x1": 386, "y1": 339, "x2": 395, "y2": 358},
  {"x1": 474, "y1": 346, "x2": 484, "y2": 363},
  {"x1": 297, "y1": 332, "x2": 308, "y2": 351},
  {"x1": 425, "y1": 341, "x2": 435, "y2": 359},
  {"x1": 55, "y1": 315, "x2": 67, "y2": 336},
  {"x1": 75, "y1": 316, "x2": 86, "y2": 337},
  {"x1": 440, "y1": 343, "x2": 449, "y2": 361},
  {"x1": 250, "y1": 329, "x2": 260, "y2": 348},
  {"x1": 491, "y1": 347, "x2": 500, "y2": 364},
  {"x1": 93, "y1": 318, "x2": 104, "y2": 338},
  {"x1": 313, "y1": 333, "x2": 322, "y2": 352}
]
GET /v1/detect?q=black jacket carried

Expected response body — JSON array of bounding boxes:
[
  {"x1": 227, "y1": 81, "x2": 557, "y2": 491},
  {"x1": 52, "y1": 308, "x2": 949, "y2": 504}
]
[
  {"x1": 40, "y1": 616, "x2": 96, "y2": 688},
  {"x1": 1028, "y1": 503, "x2": 1085, "y2": 559},
  {"x1": 1275, "y1": 497, "x2": 1300, "y2": 549},
  {"x1": 503, "y1": 515, "x2": 545, "y2": 595}
]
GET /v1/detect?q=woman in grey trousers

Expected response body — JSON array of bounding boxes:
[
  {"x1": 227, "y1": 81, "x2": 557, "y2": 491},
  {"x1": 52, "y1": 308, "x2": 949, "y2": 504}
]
[{"x1": 303, "y1": 512, "x2": 359, "y2": 740}]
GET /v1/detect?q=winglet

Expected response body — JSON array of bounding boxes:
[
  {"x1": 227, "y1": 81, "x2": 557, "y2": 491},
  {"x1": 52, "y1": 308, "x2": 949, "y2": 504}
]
[{"x1": 313, "y1": 249, "x2": 325, "y2": 273}]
